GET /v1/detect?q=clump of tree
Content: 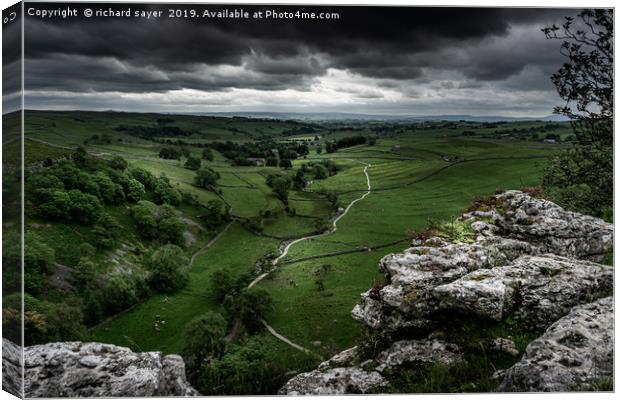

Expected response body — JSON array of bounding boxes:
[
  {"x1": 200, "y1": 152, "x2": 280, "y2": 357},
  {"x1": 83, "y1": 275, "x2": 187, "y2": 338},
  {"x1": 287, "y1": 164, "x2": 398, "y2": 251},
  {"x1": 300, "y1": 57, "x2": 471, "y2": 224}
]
[
  {"x1": 265, "y1": 173, "x2": 292, "y2": 205},
  {"x1": 182, "y1": 311, "x2": 228, "y2": 377},
  {"x1": 199, "y1": 200, "x2": 230, "y2": 228},
  {"x1": 131, "y1": 200, "x2": 185, "y2": 245},
  {"x1": 159, "y1": 147, "x2": 182, "y2": 160},
  {"x1": 144, "y1": 244, "x2": 189, "y2": 293},
  {"x1": 202, "y1": 148, "x2": 214, "y2": 161},
  {"x1": 184, "y1": 156, "x2": 202, "y2": 170},
  {"x1": 194, "y1": 167, "x2": 221, "y2": 190},
  {"x1": 542, "y1": 10, "x2": 612, "y2": 219}
]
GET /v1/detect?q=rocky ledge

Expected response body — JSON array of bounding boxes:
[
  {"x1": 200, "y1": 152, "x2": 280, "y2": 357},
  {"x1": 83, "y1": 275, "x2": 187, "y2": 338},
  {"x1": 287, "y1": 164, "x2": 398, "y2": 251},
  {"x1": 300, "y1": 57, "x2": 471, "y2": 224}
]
[
  {"x1": 281, "y1": 191, "x2": 613, "y2": 394},
  {"x1": 2, "y1": 339, "x2": 199, "y2": 397}
]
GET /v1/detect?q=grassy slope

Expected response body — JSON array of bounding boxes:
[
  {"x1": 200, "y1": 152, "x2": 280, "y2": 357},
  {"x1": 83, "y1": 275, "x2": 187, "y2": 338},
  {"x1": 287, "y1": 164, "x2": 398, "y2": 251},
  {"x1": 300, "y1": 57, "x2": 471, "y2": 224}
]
[{"x1": 21, "y1": 111, "x2": 559, "y2": 379}]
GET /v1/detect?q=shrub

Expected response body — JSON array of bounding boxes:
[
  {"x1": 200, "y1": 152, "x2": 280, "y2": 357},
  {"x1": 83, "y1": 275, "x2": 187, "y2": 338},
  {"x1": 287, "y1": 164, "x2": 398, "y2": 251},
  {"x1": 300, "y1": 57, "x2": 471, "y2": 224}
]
[
  {"x1": 144, "y1": 244, "x2": 189, "y2": 293},
  {"x1": 67, "y1": 189, "x2": 102, "y2": 224},
  {"x1": 109, "y1": 156, "x2": 128, "y2": 170},
  {"x1": 126, "y1": 178, "x2": 146, "y2": 202},
  {"x1": 194, "y1": 167, "x2": 220, "y2": 189},
  {"x1": 202, "y1": 148, "x2": 214, "y2": 161},
  {"x1": 183, "y1": 311, "x2": 228, "y2": 374}
]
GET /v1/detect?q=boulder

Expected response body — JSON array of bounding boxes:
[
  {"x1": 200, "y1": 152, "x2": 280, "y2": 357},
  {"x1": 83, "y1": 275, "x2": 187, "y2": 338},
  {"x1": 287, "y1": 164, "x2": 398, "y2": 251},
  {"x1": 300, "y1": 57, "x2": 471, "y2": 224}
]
[
  {"x1": 375, "y1": 339, "x2": 462, "y2": 372},
  {"x1": 351, "y1": 191, "x2": 613, "y2": 333},
  {"x1": 499, "y1": 297, "x2": 613, "y2": 392},
  {"x1": 2, "y1": 339, "x2": 22, "y2": 397},
  {"x1": 495, "y1": 191, "x2": 613, "y2": 261},
  {"x1": 13, "y1": 341, "x2": 199, "y2": 397},
  {"x1": 434, "y1": 254, "x2": 612, "y2": 328},
  {"x1": 278, "y1": 367, "x2": 387, "y2": 395}
]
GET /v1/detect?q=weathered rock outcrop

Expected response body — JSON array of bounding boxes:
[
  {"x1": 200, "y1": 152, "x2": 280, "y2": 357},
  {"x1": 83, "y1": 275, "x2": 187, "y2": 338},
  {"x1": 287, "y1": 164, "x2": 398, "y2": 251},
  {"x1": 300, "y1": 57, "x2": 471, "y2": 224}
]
[
  {"x1": 3, "y1": 340, "x2": 198, "y2": 397},
  {"x1": 352, "y1": 191, "x2": 613, "y2": 332},
  {"x1": 500, "y1": 297, "x2": 613, "y2": 392},
  {"x1": 278, "y1": 367, "x2": 387, "y2": 395},
  {"x1": 375, "y1": 339, "x2": 462, "y2": 372},
  {"x1": 282, "y1": 191, "x2": 613, "y2": 394},
  {"x1": 434, "y1": 254, "x2": 612, "y2": 328},
  {"x1": 2, "y1": 339, "x2": 22, "y2": 397}
]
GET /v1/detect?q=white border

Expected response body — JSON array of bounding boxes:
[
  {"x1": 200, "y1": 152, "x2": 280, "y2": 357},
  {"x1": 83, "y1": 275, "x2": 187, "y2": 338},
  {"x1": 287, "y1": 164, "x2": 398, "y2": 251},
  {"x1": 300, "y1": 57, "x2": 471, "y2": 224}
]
[{"x1": 0, "y1": 2, "x2": 616, "y2": 400}]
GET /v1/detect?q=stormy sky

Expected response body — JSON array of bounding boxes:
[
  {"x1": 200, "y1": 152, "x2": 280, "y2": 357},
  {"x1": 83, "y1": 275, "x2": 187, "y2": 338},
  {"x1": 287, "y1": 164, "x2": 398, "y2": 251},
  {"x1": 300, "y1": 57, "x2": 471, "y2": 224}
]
[{"x1": 4, "y1": 4, "x2": 586, "y2": 116}]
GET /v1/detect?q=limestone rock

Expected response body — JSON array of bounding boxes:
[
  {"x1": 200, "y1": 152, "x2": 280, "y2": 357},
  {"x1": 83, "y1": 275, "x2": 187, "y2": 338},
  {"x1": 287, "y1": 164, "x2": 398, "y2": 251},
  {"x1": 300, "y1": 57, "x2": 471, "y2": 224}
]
[
  {"x1": 490, "y1": 338, "x2": 519, "y2": 357},
  {"x1": 434, "y1": 255, "x2": 612, "y2": 328},
  {"x1": 278, "y1": 367, "x2": 387, "y2": 395},
  {"x1": 16, "y1": 341, "x2": 198, "y2": 397},
  {"x1": 317, "y1": 346, "x2": 358, "y2": 370},
  {"x1": 2, "y1": 339, "x2": 22, "y2": 398},
  {"x1": 499, "y1": 297, "x2": 613, "y2": 392},
  {"x1": 351, "y1": 191, "x2": 613, "y2": 333},
  {"x1": 376, "y1": 339, "x2": 463, "y2": 372},
  {"x1": 496, "y1": 191, "x2": 613, "y2": 262}
]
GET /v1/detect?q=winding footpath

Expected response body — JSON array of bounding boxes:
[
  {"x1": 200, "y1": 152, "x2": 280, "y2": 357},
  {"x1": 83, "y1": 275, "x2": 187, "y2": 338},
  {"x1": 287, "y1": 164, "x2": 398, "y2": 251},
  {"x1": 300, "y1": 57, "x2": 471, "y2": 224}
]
[
  {"x1": 249, "y1": 160, "x2": 371, "y2": 288},
  {"x1": 248, "y1": 161, "x2": 372, "y2": 354},
  {"x1": 189, "y1": 221, "x2": 234, "y2": 268}
]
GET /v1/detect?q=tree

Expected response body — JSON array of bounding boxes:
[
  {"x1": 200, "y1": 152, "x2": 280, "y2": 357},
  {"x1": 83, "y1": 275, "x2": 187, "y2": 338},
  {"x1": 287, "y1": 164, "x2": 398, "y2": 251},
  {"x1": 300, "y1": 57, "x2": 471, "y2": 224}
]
[
  {"x1": 131, "y1": 168, "x2": 157, "y2": 190},
  {"x1": 39, "y1": 190, "x2": 72, "y2": 220},
  {"x1": 201, "y1": 200, "x2": 227, "y2": 228},
  {"x1": 202, "y1": 148, "x2": 215, "y2": 161},
  {"x1": 210, "y1": 269, "x2": 236, "y2": 303},
  {"x1": 266, "y1": 157, "x2": 278, "y2": 167},
  {"x1": 153, "y1": 176, "x2": 181, "y2": 206},
  {"x1": 131, "y1": 200, "x2": 159, "y2": 239},
  {"x1": 194, "y1": 167, "x2": 220, "y2": 189},
  {"x1": 67, "y1": 189, "x2": 102, "y2": 224},
  {"x1": 109, "y1": 156, "x2": 128, "y2": 170},
  {"x1": 279, "y1": 159, "x2": 293, "y2": 169},
  {"x1": 270, "y1": 177, "x2": 291, "y2": 205},
  {"x1": 144, "y1": 244, "x2": 189, "y2": 293},
  {"x1": 93, "y1": 171, "x2": 125, "y2": 204},
  {"x1": 542, "y1": 10, "x2": 612, "y2": 146},
  {"x1": 185, "y1": 156, "x2": 202, "y2": 170},
  {"x1": 158, "y1": 213, "x2": 185, "y2": 246},
  {"x1": 183, "y1": 311, "x2": 228, "y2": 374},
  {"x1": 126, "y1": 178, "x2": 146, "y2": 203},
  {"x1": 542, "y1": 10, "x2": 613, "y2": 218},
  {"x1": 224, "y1": 288, "x2": 273, "y2": 333}
]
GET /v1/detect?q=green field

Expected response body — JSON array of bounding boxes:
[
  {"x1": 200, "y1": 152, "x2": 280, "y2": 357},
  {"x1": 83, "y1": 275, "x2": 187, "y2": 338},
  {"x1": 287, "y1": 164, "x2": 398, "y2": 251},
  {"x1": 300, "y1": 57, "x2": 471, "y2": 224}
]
[{"x1": 16, "y1": 110, "x2": 563, "y2": 392}]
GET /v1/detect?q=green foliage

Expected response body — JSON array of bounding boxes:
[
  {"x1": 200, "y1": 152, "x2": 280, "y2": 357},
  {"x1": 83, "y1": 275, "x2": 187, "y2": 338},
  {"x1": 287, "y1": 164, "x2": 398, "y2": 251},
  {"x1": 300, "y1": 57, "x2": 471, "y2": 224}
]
[
  {"x1": 194, "y1": 167, "x2": 221, "y2": 189},
  {"x1": 543, "y1": 145, "x2": 612, "y2": 217},
  {"x1": 224, "y1": 288, "x2": 273, "y2": 333},
  {"x1": 73, "y1": 257, "x2": 98, "y2": 288},
  {"x1": 265, "y1": 173, "x2": 292, "y2": 205},
  {"x1": 279, "y1": 159, "x2": 293, "y2": 169},
  {"x1": 21, "y1": 293, "x2": 87, "y2": 346},
  {"x1": 185, "y1": 156, "x2": 202, "y2": 170},
  {"x1": 153, "y1": 175, "x2": 182, "y2": 206},
  {"x1": 126, "y1": 178, "x2": 146, "y2": 202},
  {"x1": 202, "y1": 148, "x2": 215, "y2": 161},
  {"x1": 130, "y1": 200, "x2": 185, "y2": 245},
  {"x1": 109, "y1": 156, "x2": 129, "y2": 170},
  {"x1": 144, "y1": 244, "x2": 189, "y2": 293},
  {"x1": 542, "y1": 11, "x2": 613, "y2": 218},
  {"x1": 102, "y1": 274, "x2": 141, "y2": 314},
  {"x1": 130, "y1": 167, "x2": 157, "y2": 190},
  {"x1": 210, "y1": 269, "x2": 236, "y2": 303},
  {"x1": 193, "y1": 337, "x2": 289, "y2": 395},
  {"x1": 131, "y1": 200, "x2": 159, "y2": 239},
  {"x1": 24, "y1": 232, "x2": 56, "y2": 295},
  {"x1": 201, "y1": 200, "x2": 229, "y2": 228},
  {"x1": 93, "y1": 171, "x2": 125, "y2": 204},
  {"x1": 183, "y1": 311, "x2": 228, "y2": 374},
  {"x1": 159, "y1": 147, "x2": 182, "y2": 160}
]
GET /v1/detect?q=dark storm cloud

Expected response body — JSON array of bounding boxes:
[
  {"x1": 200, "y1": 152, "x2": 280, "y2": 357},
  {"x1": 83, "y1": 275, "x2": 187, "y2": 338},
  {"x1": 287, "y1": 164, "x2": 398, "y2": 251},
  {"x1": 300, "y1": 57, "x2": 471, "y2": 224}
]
[{"x1": 22, "y1": 4, "x2": 575, "y2": 93}]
